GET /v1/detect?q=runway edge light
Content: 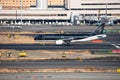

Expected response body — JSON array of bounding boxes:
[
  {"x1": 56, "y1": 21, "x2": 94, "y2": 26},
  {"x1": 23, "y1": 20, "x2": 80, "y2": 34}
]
[{"x1": 116, "y1": 68, "x2": 120, "y2": 73}]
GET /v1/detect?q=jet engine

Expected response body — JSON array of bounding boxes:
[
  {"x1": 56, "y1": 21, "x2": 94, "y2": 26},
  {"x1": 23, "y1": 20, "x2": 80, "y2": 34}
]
[
  {"x1": 106, "y1": 21, "x2": 114, "y2": 26},
  {"x1": 56, "y1": 40, "x2": 65, "y2": 45}
]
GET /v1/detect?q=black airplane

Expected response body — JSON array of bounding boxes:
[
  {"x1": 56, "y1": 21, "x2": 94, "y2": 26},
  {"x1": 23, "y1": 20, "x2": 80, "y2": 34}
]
[{"x1": 34, "y1": 23, "x2": 107, "y2": 45}]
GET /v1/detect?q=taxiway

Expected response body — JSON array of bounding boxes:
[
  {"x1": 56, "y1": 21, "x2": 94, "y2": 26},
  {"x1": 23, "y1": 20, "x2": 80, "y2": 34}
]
[
  {"x1": 0, "y1": 43, "x2": 118, "y2": 50},
  {"x1": 0, "y1": 60, "x2": 120, "y2": 69},
  {"x1": 0, "y1": 72, "x2": 120, "y2": 80}
]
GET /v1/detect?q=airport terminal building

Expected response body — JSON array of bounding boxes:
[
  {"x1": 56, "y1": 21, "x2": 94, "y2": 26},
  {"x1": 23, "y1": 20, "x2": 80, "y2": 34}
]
[{"x1": 0, "y1": 0, "x2": 120, "y2": 25}]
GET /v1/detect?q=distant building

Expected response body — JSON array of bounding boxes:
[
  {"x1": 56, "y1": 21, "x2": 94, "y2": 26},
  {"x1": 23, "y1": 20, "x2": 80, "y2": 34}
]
[
  {"x1": 0, "y1": 0, "x2": 64, "y2": 10},
  {"x1": 65, "y1": 0, "x2": 120, "y2": 16},
  {"x1": 0, "y1": 0, "x2": 36, "y2": 9},
  {"x1": 0, "y1": 0, "x2": 120, "y2": 25},
  {"x1": 48, "y1": 0, "x2": 64, "y2": 6}
]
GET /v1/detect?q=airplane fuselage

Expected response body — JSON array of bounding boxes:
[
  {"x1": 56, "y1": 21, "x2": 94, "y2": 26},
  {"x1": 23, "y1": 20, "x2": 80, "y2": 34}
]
[
  {"x1": 34, "y1": 24, "x2": 106, "y2": 45},
  {"x1": 34, "y1": 33, "x2": 96, "y2": 40}
]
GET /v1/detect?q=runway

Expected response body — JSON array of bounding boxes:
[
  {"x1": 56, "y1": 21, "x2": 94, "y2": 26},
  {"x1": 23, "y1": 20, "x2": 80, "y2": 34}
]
[
  {"x1": 0, "y1": 25, "x2": 120, "y2": 50},
  {"x1": 0, "y1": 43, "x2": 118, "y2": 50},
  {"x1": 0, "y1": 60, "x2": 120, "y2": 69},
  {"x1": 0, "y1": 33, "x2": 120, "y2": 50},
  {"x1": 0, "y1": 73, "x2": 120, "y2": 80}
]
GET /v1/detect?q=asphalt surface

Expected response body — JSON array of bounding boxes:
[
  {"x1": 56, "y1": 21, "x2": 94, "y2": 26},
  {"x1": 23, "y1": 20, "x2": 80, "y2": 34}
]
[
  {"x1": 0, "y1": 43, "x2": 118, "y2": 50},
  {"x1": 0, "y1": 73, "x2": 120, "y2": 80},
  {"x1": 0, "y1": 33, "x2": 120, "y2": 50},
  {"x1": 0, "y1": 24, "x2": 120, "y2": 32},
  {"x1": 0, "y1": 25, "x2": 120, "y2": 50},
  {"x1": 0, "y1": 61, "x2": 120, "y2": 69},
  {"x1": 0, "y1": 25, "x2": 99, "y2": 32},
  {"x1": 1, "y1": 33, "x2": 120, "y2": 50}
]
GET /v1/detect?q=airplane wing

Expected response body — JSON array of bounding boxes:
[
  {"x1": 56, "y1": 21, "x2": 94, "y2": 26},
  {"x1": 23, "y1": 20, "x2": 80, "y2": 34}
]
[
  {"x1": 71, "y1": 34, "x2": 107, "y2": 42},
  {"x1": 84, "y1": 19, "x2": 98, "y2": 25},
  {"x1": 84, "y1": 18, "x2": 120, "y2": 26},
  {"x1": 55, "y1": 34, "x2": 107, "y2": 45},
  {"x1": 108, "y1": 19, "x2": 120, "y2": 25}
]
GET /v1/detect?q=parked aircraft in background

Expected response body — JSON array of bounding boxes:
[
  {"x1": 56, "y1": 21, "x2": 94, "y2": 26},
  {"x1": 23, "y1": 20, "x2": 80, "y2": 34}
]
[
  {"x1": 84, "y1": 5, "x2": 120, "y2": 26},
  {"x1": 84, "y1": 15, "x2": 120, "y2": 26}
]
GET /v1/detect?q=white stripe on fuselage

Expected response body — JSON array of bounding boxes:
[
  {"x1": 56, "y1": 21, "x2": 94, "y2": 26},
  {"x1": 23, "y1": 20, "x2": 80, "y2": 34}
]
[{"x1": 71, "y1": 34, "x2": 107, "y2": 43}]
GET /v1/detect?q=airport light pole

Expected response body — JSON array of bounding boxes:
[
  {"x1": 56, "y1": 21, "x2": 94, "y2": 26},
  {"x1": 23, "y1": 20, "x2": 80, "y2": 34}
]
[
  {"x1": 15, "y1": 9, "x2": 17, "y2": 24},
  {"x1": 69, "y1": 0, "x2": 71, "y2": 10},
  {"x1": 98, "y1": 10, "x2": 100, "y2": 20},
  {"x1": 20, "y1": 0, "x2": 23, "y2": 25},
  {"x1": 105, "y1": 3, "x2": 108, "y2": 17}
]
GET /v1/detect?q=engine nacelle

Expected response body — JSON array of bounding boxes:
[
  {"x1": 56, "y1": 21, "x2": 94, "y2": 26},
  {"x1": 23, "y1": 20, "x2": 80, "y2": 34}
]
[
  {"x1": 56, "y1": 40, "x2": 64, "y2": 45},
  {"x1": 106, "y1": 21, "x2": 114, "y2": 26}
]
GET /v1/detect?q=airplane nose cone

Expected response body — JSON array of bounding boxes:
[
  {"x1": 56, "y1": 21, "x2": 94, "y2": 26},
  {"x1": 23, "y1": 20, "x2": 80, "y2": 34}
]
[{"x1": 34, "y1": 37, "x2": 38, "y2": 40}]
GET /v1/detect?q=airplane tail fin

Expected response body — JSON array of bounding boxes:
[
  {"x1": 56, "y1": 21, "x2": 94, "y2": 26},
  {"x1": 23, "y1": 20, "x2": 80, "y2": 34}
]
[{"x1": 91, "y1": 23, "x2": 105, "y2": 35}]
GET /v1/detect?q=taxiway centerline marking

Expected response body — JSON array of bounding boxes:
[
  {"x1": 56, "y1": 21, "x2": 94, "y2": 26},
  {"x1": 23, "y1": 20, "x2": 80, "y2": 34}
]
[{"x1": 111, "y1": 44, "x2": 120, "y2": 49}]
